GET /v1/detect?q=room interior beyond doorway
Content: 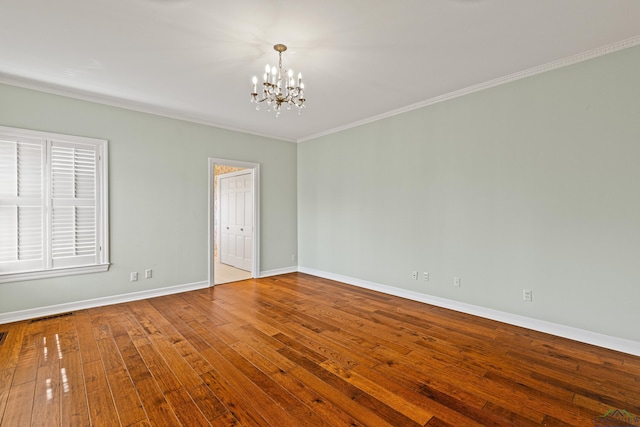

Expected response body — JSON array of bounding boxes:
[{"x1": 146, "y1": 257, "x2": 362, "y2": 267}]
[{"x1": 213, "y1": 163, "x2": 252, "y2": 284}]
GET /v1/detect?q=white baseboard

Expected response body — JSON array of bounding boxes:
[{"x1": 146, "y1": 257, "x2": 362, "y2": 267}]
[
  {"x1": 298, "y1": 266, "x2": 640, "y2": 357},
  {"x1": 259, "y1": 266, "x2": 299, "y2": 278},
  {"x1": 4, "y1": 267, "x2": 638, "y2": 357},
  {"x1": 0, "y1": 280, "x2": 209, "y2": 325}
]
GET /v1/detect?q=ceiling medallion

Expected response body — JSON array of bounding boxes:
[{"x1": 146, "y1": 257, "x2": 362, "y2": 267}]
[{"x1": 250, "y1": 44, "x2": 306, "y2": 117}]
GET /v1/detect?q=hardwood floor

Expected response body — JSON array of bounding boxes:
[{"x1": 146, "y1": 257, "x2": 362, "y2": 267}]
[{"x1": 0, "y1": 273, "x2": 639, "y2": 426}]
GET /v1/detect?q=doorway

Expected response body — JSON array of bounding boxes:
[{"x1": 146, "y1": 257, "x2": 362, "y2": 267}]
[{"x1": 208, "y1": 158, "x2": 260, "y2": 286}]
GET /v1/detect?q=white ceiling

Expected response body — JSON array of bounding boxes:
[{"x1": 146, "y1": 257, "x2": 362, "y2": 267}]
[{"x1": 1, "y1": 0, "x2": 639, "y2": 142}]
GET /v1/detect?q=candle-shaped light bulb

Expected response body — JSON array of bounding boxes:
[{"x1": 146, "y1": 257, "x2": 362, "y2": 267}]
[
  {"x1": 271, "y1": 66, "x2": 277, "y2": 84},
  {"x1": 252, "y1": 76, "x2": 257, "y2": 93}
]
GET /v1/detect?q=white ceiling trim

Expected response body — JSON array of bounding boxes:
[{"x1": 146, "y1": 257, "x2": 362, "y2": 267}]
[
  {"x1": 0, "y1": 74, "x2": 299, "y2": 143},
  {"x1": 298, "y1": 35, "x2": 640, "y2": 143},
  {"x1": 2, "y1": 35, "x2": 639, "y2": 145}
]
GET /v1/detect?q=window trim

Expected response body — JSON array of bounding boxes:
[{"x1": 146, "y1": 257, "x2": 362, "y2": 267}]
[
  {"x1": 0, "y1": 264, "x2": 109, "y2": 284},
  {"x1": 0, "y1": 126, "x2": 109, "y2": 283}
]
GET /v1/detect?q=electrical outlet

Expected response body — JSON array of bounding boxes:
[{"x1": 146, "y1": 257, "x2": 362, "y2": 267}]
[
  {"x1": 145, "y1": 269, "x2": 152, "y2": 279},
  {"x1": 523, "y1": 289, "x2": 532, "y2": 302},
  {"x1": 292, "y1": 254, "x2": 296, "y2": 262},
  {"x1": 410, "y1": 271, "x2": 418, "y2": 280},
  {"x1": 423, "y1": 272, "x2": 429, "y2": 281},
  {"x1": 453, "y1": 276, "x2": 461, "y2": 287},
  {"x1": 130, "y1": 272, "x2": 138, "y2": 282}
]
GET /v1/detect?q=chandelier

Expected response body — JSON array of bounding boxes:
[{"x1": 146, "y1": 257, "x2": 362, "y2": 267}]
[{"x1": 250, "y1": 44, "x2": 305, "y2": 116}]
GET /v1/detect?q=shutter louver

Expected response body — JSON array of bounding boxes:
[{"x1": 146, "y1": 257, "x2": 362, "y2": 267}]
[
  {"x1": 50, "y1": 143, "x2": 98, "y2": 267},
  {"x1": 18, "y1": 143, "x2": 43, "y2": 198},
  {"x1": 18, "y1": 206, "x2": 43, "y2": 261},
  {"x1": 51, "y1": 206, "x2": 96, "y2": 258},
  {"x1": 52, "y1": 206, "x2": 75, "y2": 258},
  {"x1": 75, "y1": 206, "x2": 96, "y2": 255},
  {"x1": 0, "y1": 139, "x2": 43, "y2": 198},
  {"x1": 0, "y1": 207, "x2": 18, "y2": 263},
  {"x1": 0, "y1": 141, "x2": 18, "y2": 196}
]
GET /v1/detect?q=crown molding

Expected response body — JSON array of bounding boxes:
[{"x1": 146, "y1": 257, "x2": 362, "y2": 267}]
[
  {"x1": 0, "y1": 74, "x2": 297, "y2": 143},
  {"x1": 297, "y1": 35, "x2": 640, "y2": 143},
  {"x1": 1, "y1": 35, "x2": 639, "y2": 145}
]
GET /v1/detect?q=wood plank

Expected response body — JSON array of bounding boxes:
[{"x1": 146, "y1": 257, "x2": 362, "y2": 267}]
[
  {"x1": 320, "y1": 359, "x2": 434, "y2": 425},
  {"x1": 187, "y1": 383, "x2": 229, "y2": 422},
  {"x1": 103, "y1": 366, "x2": 146, "y2": 426},
  {"x1": 200, "y1": 347, "x2": 302, "y2": 427},
  {"x1": 231, "y1": 340, "x2": 359, "y2": 426},
  {"x1": 200, "y1": 369, "x2": 271, "y2": 426},
  {"x1": 134, "y1": 342, "x2": 183, "y2": 394},
  {"x1": 59, "y1": 348, "x2": 91, "y2": 427},
  {"x1": 0, "y1": 368, "x2": 16, "y2": 423},
  {"x1": 31, "y1": 362, "x2": 61, "y2": 427},
  {"x1": 288, "y1": 365, "x2": 395, "y2": 427},
  {"x1": 351, "y1": 360, "x2": 487, "y2": 427},
  {"x1": 85, "y1": 384, "x2": 120, "y2": 427},
  {"x1": 0, "y1": 322, "x2": 27, "y2": 372},
  {"x1": 80, "y1": 348, "x2": 114, "y2": 425},
  {"x1": 164, "y1": 386, "x2": 211, "y2": 427},
  {"x1": 1, "y1": 380, "x2": 35, "y2": 426},
  {"x1": 12, "y1": 330, "x2": 41, "y2": 385}
]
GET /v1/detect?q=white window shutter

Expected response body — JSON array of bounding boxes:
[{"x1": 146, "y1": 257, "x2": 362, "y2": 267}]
[
  {"x1": 0, "y1": 126, "x2": 108, "y2": 282},
  {"x1": 50, "y1": 142, "x2": 99, "y2": 268},
  {"x1": 0, "y1": 138, "x2": 44, "y2": 273}
]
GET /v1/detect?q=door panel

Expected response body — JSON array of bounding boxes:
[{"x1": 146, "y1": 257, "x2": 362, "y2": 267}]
[
  {"x1": 242, "y1": 236, "x2": 252, "y2": 271},
  {"x1": 219, "y1": 171, "x2": 253, "y2": 271},
  {"x1": 220, "y1": 183, "x2": 231, "y2": 265}
]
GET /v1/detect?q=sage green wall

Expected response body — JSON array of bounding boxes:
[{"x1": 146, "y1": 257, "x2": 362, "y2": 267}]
[
  {"x1": 0, "y1": 83, "x2": 297, "y2": 313},
  {"x1": 298, "y1": 46, "x2": 640, "y2": 342}
]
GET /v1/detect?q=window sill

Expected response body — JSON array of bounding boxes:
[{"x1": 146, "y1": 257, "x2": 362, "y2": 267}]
[{"x1": 0, "y1": 264, "x2": 110, "y2": 284}]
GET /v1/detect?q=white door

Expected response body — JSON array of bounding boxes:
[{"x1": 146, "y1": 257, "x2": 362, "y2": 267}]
[{"x1": 219, "y1": 171, "x2": 253, "y2": 271}]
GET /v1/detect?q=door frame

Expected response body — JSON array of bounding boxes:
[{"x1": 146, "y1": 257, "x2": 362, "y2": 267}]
[{"x1": 208, "y1": 158, "x2": 260, "y2": 286}]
